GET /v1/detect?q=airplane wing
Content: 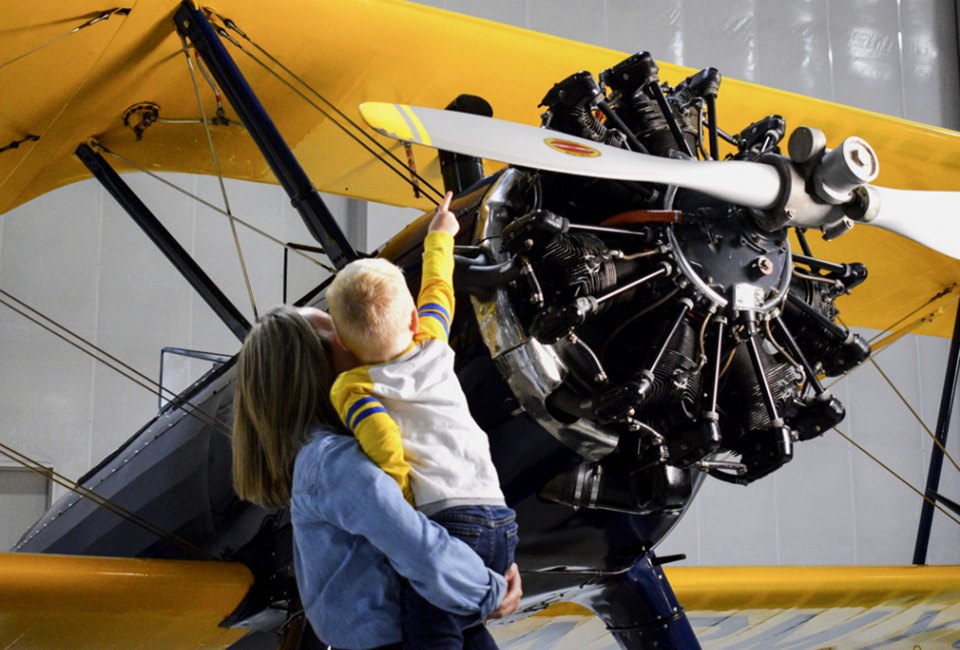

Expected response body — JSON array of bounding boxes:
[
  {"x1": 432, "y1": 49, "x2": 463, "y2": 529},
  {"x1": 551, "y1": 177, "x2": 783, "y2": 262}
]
[
  {"x1": 3, "y1": 3, "x2": 960, "y2": 648},
  {"x1": 0, "y1": 552, "x2": 253, "y2": 648},
  {"x1": 492, "y1": 566, "x2": 960, "y2": 648},
  {"x1": 3, "y1": 0, "x2": 960, "y2": 339}
]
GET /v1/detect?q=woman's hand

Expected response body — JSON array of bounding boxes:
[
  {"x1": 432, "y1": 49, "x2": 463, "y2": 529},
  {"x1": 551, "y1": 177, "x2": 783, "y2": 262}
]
[{"x1": 488, "y1": 563, "x2": 522, "y2": 619}]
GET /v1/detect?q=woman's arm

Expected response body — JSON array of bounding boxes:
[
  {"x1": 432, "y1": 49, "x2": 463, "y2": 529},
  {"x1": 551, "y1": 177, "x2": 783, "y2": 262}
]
[{"x1": 305, "y1": 436, "x2": 505, "y2": 619}]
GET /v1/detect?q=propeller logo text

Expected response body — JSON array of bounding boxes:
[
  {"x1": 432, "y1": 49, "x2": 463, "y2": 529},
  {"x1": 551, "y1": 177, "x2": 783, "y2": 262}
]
[{"x1": 544, "y1": 138, "x2": 601, "y2": 158}]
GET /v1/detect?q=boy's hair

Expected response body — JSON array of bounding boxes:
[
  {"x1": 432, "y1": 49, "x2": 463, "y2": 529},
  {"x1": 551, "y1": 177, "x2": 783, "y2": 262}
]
[
  {"x1": 326, "y1": 258, "x2": 416, "y2": 363},
  {"x1": 232, "y1": 305, "x2": 341, "y2": 508}
]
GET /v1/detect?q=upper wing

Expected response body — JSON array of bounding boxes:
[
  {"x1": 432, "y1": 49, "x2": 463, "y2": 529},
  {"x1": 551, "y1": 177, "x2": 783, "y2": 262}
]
[
  {"x1": 0, "y1": 552, "x2": 252, "y2": 648},
  {"x1": 3, "y1": 0, "x2": 959, "y2": 335}
]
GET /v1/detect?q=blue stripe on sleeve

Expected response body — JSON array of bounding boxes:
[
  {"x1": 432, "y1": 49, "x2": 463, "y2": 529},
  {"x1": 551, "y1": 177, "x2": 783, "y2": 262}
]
[
  {"x1": 418, "y1": 302, "x2": 450, "y2": 325},
  {"x1": 418, "y1": 309, "x2": 450, "y2": 337},
  {"x1": 346, "y1": 396, "x2": 379, "y2": 429},
  {"x1": 351, "y1": 406, "x2": 388, "y2": 430}
]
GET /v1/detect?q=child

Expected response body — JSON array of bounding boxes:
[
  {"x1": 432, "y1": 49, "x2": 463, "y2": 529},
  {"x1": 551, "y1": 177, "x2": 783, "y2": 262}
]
[{"x1": 326, "y1": 191, "x2": 517, "y2": 648}]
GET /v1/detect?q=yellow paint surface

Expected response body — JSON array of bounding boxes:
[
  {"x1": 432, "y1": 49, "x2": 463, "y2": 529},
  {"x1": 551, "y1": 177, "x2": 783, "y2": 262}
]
[
  {"x1": 2, "y1": 0, "x2": 959, "y2": 335},
  {"x1": 0, "y1": 552, "x2": 252, "y2": 649}
]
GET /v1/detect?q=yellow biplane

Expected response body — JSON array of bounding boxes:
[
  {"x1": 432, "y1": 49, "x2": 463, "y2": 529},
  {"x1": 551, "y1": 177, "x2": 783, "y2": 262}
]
[{"x1": 2, "y1": 1, "x2": 960, "y2": 648}]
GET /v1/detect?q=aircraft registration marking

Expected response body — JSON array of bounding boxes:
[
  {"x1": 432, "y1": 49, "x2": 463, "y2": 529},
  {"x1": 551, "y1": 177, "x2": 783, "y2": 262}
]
[{"x1": 544, "y1": 138, "x2": 601, "y2": 158}]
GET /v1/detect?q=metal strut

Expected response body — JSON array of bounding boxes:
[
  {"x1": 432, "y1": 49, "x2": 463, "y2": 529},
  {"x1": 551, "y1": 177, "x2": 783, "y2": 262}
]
[
  {"x1": 173, "y1": 2, "x2": 357, "y2": 269},
  {"x1": 75, "y1": 144, "x2": 251, "y2": 341},
  {"x1": 913, "y1": 298, "x2": 960, "y2": 564},
  {"x1": 742, "y1": 315, "x2": 793, "y2": 461}
]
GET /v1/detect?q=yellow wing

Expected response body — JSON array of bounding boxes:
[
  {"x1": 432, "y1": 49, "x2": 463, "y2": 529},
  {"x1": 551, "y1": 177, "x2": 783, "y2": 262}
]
[
  {"x1": 0, "y1": 552, "x2": 252, "y2": 649},
  {"x1": 491, "y1": 566, "x2": 960, "y2": 648},
  {"x1": 2, "y1": 0, "x2": 958, "y2": 336}
]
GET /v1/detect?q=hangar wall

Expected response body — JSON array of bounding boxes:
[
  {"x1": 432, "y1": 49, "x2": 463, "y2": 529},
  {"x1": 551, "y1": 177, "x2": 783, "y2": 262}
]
[{"x1": 0, "y1": 0, "x2": 958, "y2": 564}]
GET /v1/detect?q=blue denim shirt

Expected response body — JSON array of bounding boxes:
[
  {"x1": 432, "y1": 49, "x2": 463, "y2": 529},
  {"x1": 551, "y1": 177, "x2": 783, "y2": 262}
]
[{"x1": 291, "y1": 427, "x2": 506, "y2": 649}]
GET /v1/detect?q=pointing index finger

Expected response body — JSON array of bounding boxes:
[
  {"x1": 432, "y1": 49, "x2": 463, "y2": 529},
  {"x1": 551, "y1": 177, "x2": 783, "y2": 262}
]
[{"x1": 439, "y1": 190, "x2": 453, "y2": 212}]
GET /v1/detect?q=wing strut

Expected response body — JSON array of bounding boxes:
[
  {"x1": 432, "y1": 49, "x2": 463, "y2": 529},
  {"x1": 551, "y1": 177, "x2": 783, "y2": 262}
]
[
  {"x1": 76, "y1": 143, "x2": 252, "y2": 341},
  {"x1": 913, "y1": 297, "x2": 960, "y2": 564},
  {"x1": 174, "y1": 2, "x2": 358, "y2": 270}
]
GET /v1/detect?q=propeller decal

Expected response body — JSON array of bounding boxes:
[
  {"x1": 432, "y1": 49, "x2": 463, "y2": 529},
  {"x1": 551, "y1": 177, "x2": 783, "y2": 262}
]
[
  {"x1": 360, "y1": 101, "x2": 960, "y2": 259},
  {"x1": 544, "y1": 138, "x2": 601, "y2": 157}
]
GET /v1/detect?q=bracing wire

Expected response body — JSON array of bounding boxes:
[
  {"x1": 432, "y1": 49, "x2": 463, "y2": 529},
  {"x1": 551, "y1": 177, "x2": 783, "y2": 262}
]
[
  {"x1": 833, "y1": 426, "x2": 960, "y2": 528},
  {"x1": 826, "y1": 311, "x2": 960, "y2": 476},
  {"x1": 0, "y1": 8, "x2": 128, "y2": 72},
  {"x1": 205, "y1": 9, "x2": 445, "y2": 205},
  {"x1": 179, "y1": 33, "x2": 260, "y2": 320},
  {"x1": 865, "y1": 354, "x2": 960, "y2": 475},
  {"x1": 0, "y1": 292, "x2": 235, "y2": 556},
  {"x1": 95, "y1": 143, "x2": 335, "y2": 273},
  {"x1": 1, "y1": 442, "x2": 215, "y2": 560},
  {"x1": 868, "y1": 285, "x2": 957, "y2": 345},
  {"x1": 0, "y1": 290, "x2": 231, "y2": 437}
]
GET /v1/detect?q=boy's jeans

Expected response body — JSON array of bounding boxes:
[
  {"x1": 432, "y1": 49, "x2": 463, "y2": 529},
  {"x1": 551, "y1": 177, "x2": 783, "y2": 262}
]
[{"x1": 401, "y1": 505, "x2": 518, "y2": 650}]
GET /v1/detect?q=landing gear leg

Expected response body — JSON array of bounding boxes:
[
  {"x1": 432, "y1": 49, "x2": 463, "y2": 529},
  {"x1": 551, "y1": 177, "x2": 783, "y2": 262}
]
[{"x1": 580, "y1": 551, "x2": 700, "y2": 649}]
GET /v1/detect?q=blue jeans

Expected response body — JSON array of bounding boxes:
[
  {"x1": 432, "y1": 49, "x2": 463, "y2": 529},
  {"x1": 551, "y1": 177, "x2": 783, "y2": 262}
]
[{"x1": 401, "y1": 505, "x2": 518, "y2": 650}]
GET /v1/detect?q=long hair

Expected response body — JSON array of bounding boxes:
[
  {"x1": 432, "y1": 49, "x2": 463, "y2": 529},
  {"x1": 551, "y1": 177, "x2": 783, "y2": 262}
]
[
  {"x1": 232, "y1": 305, "x2": 341, "y2": 508},
  {"x1": 326, "y1": 257, "x2": 415, "y2": 363}
]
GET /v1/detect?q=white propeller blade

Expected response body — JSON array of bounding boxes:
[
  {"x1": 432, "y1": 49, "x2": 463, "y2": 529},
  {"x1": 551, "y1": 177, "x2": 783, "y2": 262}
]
[
  {"x1": 870, "y1": 186, "x2": 960, "y2": 259},
  {"x1": 360, "y1": 102, "x2": 960, "y2": 259},
  {"x1": 359, "y1": 102, "x2": 782, "y2": 209}
]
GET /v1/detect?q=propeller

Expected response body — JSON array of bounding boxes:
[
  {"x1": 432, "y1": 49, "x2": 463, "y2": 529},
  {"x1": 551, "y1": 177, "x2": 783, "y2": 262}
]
[{"x1": 359, "y1": 102, "x2": 960, "y2": 260}]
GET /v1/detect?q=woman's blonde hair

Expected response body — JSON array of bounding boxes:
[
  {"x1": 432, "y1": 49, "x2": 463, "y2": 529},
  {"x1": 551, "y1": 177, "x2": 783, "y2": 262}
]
[
  {"x1": 325, "y1": 258, "x2": 416, "y2": 363},
  {"x1": 231, "y1": 305, "x2": 341, "y2": 508}
]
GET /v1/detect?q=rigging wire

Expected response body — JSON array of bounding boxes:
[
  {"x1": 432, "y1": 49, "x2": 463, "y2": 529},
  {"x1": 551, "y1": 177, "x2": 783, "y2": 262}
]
[
  {"x1": 832, "y1": 426, "x2": 960, "y2": 528},
  {"x1": 179, "y1": 34, "x2": 260, "y2": 320},
  {"x1": 0, "y1": 291, "x2": 231, "y2": 437},
  {"x1": 0, "y1": 8, "x2": 128, "y2": 72},
  {"x1": 0, "y1": 441, "x2": 215, "y2": 560},
  {"x1": 868, "y1": 285, "x2": 957, "y2": 345},
  {"x1": 205, "y1": 9, "x2": 445, "y2": 205},
  {"x1": 827, "y1": 311, "x2": 960, "y2": 477},
  {"x1": 95, "y1": 143, "x2": 335, "y2": 273},
  {"x1": 0, "y1": 292, "x2": 233, "y2": 556},
  {"x1": 864, "y1": 354, "x2": 960, "y2": 475}
]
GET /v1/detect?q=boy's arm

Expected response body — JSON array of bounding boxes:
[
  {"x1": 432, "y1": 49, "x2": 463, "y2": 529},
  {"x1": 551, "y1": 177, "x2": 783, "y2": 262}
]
[
  {"x1": 416, "y1": 191, "x2": 458, "y2": 344},
  {"x1": 330, "y1": 371, "x2": 414, "y2": 505},
  {"x1": 416, "y1": 231, "x2": 455, "y2": 343}
]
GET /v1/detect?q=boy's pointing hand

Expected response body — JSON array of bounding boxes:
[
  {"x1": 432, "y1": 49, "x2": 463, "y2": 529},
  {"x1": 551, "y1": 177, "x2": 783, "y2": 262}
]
[{"x1": 429, "y1": 191, "x2": 459, "y2": 236}]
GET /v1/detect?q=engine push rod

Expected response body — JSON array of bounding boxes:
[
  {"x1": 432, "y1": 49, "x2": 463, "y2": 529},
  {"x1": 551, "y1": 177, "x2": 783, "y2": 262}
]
[
  {"x1": 772, "y1": 316, "x2": 826, "y2": 395},
  {"x1": 741, "y1": 314, "x2": 793, "y2": 460},
  {"x1": 645, "y1": 81, "x2": 694, "y2": 158},
  {"x1": 645, "y1": 297, "x2": 693, "y2": 375},
  {"x1": 703, "y1": 316, "x2": 726, "y2": 419},
  {"x1": 742, "y1": 321, "x2": 781, "y2": 423},
  {"x1": 596, "y1": 263, "x2": 671, "y2": 305}
]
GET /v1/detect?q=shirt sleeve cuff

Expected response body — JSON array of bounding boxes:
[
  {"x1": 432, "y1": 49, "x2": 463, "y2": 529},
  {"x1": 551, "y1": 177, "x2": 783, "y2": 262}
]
[
  {"x1": 478, "y1": 569, "x2": 507, "y2": 621},
  {"x1": 424, "y1": 230, "x2": 454, "y2": 253}
]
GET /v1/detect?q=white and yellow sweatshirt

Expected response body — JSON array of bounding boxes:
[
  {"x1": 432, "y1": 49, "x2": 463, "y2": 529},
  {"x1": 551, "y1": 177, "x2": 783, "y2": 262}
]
[{"x1": 330, "y1": 231, "x2": 505, "y2": 515}]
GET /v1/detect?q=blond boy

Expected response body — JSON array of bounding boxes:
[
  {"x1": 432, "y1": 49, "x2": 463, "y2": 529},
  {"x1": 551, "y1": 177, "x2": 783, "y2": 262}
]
[{"x1": 326, "y1": 191, "x2": 517, "y2": 647}]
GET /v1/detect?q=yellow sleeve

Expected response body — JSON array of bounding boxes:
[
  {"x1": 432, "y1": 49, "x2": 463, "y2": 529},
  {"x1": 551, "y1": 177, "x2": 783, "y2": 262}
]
[
  {"x1": 330, "y1": 368, "x2": 414, "y2": 505},
  {"x1": 415, "y1": 231, "x2": 455, "y2": 344}
]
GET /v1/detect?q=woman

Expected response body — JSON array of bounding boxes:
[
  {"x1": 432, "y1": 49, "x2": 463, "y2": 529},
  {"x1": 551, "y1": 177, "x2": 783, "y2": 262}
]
[{"x1": 231, "y1": 305, "x2": 520, "y2": 649}]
